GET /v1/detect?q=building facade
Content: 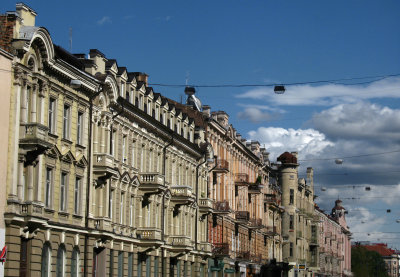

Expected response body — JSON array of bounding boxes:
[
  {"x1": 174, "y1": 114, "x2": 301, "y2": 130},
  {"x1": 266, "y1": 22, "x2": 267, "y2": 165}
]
[
  {"x1": 315, "y1": 200, "x2": 352, "y2": 277},
  {"x1": 2, "y1": 3, "x2": 211, "y2": 276},
  {"x1": 358, "y1": 243, "x2": 398, "y2": 277},
  {"x1": 277, "y1": 152, "x2": 318, "y2": 277},
  {"x1": 204, "y1": 108, "x2": 284, "y2": 276}
]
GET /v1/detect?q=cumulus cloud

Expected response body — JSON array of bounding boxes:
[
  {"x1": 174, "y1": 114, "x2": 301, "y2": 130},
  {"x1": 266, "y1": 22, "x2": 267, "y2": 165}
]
[
  {"x1": 236, "y1": 77, "x2": 400, "y2": 106},
  {"x1": 248, "y1": 127, "x2": 334, "y2": 160},
  {"x1": 97, "y1": 16, "x2": 112, "y2": 25},
  {"x1": 237, "y1": 108, "x2": 276, "y2": 123}
]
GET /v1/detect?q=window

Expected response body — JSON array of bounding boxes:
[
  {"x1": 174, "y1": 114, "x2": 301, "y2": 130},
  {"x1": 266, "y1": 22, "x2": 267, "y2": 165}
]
[
  {"x1": 71, "y1": 248, "x2": 80, "y2": 277},
  {"x1": 41, "y1": 243, "x2": 51, "y2": 277},
  {"x1": 289, "y1": 214, "x2": 294, "y2": 230},
  {"x1": 45, "y1": 168, "x2": 53, "y2": 208},
  {"x1": 56, "y1": 245, "x2": 66, "y2": 277},
  {"x1": 130, "y1": 196, "x2": 134, "y2": 226},
  {"x1": 121, "y1": 83, "x2": 125, "y2": 97},
  {"x1": 48, "y1": 98, "x2": 56, "y2": 133},
  {"x1": 110, "y1": 129, "x2": 116, "y2": 156},
  {"x1": 128, "y1": 253, "x2": 133, "y2": 277},
  {"x1": 118, "y1": 251, "x2": 124, "y2": 277},
  {"x1": 154, "y1": 256, "x2": 159, "y2": 277},
  {"x1": 290, "y1": 242, "x2": 293, "y2": 257},
  {"x1": 290, "y1": 189, "x2": 294, "y2": 205},
  {"x1": 109, "y1": 249, "x2": 114, "y2": 277},
  {"x1": 63, "y1": 105, "x2": 70, "y2": 139},
  {"x1": 131, "y1": 141, "x2": 135, "y2": 167},
  {"x1": 146, "y1": 255, "x2": 151, "y2": 277},
  {"x1": 109, "y1": 190, "x2": 113, "y2": 220},
  {"x1": 138, "y1": 254, "x2": 143, "y2": 277},
  {"x1": 122, "y1": 136, "x2": 127, "y2": 163},
  {"x1": 60, "y1": 173, "x2": 68, "y2": 211},
  {"x1": 74, "y1": 178, "x2": 81, "y2": 215},
  {"x1": 77, "y1": 111, "x2": 84, "y2": 144},
  {"x1": 120, "y1": 193, "x2": 124, "y2": 224}
]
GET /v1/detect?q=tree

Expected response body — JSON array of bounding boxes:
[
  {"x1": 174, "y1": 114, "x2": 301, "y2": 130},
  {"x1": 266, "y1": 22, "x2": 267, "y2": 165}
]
[{"x1": 352, "y1": 246, "x2": 389, "y2": 277}]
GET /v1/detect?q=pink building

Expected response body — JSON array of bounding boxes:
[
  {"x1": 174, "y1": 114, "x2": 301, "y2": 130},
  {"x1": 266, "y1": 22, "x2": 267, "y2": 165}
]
[{"x1": 315, "y1": 200, "x2": 352, "y2": 276}]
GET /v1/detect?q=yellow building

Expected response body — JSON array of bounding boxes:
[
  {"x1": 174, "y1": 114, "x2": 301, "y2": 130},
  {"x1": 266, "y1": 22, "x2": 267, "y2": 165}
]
[{"x1": 2, "y1": 3, "x2": 210, "y2": 276}]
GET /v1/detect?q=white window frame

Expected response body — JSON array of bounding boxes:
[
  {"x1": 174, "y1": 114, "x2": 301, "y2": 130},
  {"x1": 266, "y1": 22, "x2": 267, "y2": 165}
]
[
  {"x1": 48, "y1": 98, "x2": 56, "y2": 134},
  {"x1": 62, "y1": 104, "x2": 70, "y2": 139},
  {"x1": 60, "y1": 172, "x2": 68, "y2": 212},
  {"x1": 77, "y1": 111, "x2": 84, "y2": 145},
  {"x1": 45, "y1": 167, "x2": 53, "y2": 208},
  {"x1": 74, "y1": 177, "x2": 81, "y2": 215}
]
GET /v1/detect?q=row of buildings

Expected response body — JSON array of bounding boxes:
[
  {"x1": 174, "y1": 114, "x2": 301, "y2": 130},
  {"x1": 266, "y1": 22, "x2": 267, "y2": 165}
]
[{"x1": 0, "y1": 3, "x2": 352, "y2": 277}]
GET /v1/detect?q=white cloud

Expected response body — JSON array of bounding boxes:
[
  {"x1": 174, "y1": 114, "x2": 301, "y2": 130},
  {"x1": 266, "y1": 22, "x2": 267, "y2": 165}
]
[
  {"x1": 236, "y1": 77, "x2": 400, "y2": 106},
  {"x1": 237, "y1": 108, "x2": 276, "y2": 123},
  {"x1": 97, "y1": 16, "x2": 112, "y2": 25},
  {"x1": 247, "y1": 127, "x2": 333, "y2": 160}
]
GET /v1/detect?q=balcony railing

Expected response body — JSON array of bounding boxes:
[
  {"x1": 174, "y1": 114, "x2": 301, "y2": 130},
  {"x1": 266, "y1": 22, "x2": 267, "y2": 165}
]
[
  {"x1": 248, "y1": 184, "x2": 263, "y2": 194},
  {"x1": 249, "y1": 218, "x2": 263, "y2": 229},
  {"x1": 136, "y1": 228, "x2": 162, "y2": 241},
  {"x1": 264, "y1": 194, "x2": 280, "y2": 209},
  {"x1": 170, "y1": 185, "x2": 195, "y2": 205},
  {"x1": 236, "y1": 251, "x2": 251, "y2": 261},
  {"x1": 20, "y1": 202, "x2": 44, "y2": 217},
  {"x1": 19, "y1": 123, "x2": 52, "y2": 152},
  {"x1": 169, "y1": 235, "x2": 193, "y2": 252},
  {"x1": 198, "y1": 242, "x2": 212, "y2": 253},
  {"x1": 213, "y1": 201, "x2": 231, "y2": 214},
  {"x1": 212, "y1": 243, "x2": 230, "y2": 257},
  {"x1": 235, "y1": 173, "x2": 249, "y2": 186},
  {"x1": 213, "y1": 159, "x2": 229, "y2": 173},
  {"x1": 139, "y1": 173, "x2": 166, "y2": 194},
  {"x1": 266, "y1": 226, "x2": 278, "y2": 236},
  {"x1": 235, "y1": 211, "x2": 250, "y2": 222},
  {"x1": 199, "y1": 198, "x2": 214, "y2": 214}
]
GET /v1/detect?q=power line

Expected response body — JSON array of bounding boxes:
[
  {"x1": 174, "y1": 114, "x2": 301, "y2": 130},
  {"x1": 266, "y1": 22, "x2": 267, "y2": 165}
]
[
  {"x1": 298, "y1": 149, "x2": 400, "y2": 162},
  {"x1": 149, "y1": 73, "x2": 400, "y2": 88}
]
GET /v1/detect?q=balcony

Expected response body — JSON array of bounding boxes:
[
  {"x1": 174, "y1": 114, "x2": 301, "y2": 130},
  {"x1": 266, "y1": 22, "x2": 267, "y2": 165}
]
[
  {"x1": 235, "y1": 173, "x2": 249, "y2": 186},
  {"x1": 19, "y1": 123, "x2": 52, "y2": 154},
  {"x1": 265, "y1": 226, "x2": 278, "y2": 236},
  {"x1": 199, "y1": 198, "x2": 214, "y2": 214},
  {"x1": 168, "y1": 235, "x2": 193, "y2": 252},
  {"x1": 213, "y1": 159, "x2": 229, "y2": 173},
  {"x1": 249, "y1": 218, "x2": 263, "y2": 229},
  {"x1": 213, "y1": 201, "x2": 231, "y2": 214},
  {"x1": 236, "y1": 251, "x2": 251, "y2": 261},
  {"x1": 248, "y1": 184, "x2": 263, "y2": 194},
  {"x1": 139, "y1": 173, "x2": 166, "y2": 194},
  {"x1": 212, "y1": 243, "x2": 230, "y2": 257},
  {"x1": 20, "y1": 202, "x2": 44, "y2": 218},
  {"x1": 92, "y1": 217, "x2": 112, "y2": 232},
  {"x1": 93, "y1": 153, "x2": 118, "y2": 182},
  {"x1": 170, "y1": 185, "x2": 195, "y2": 206},
  {"x1": 136, "y1": 228, "x2": 163, "y2": 247},
  {"x1": 250, "y1": 254, "x2": 262, "y2": 264},
  {"x1": 235, "y1": 211, "x2": 250, "y2": 223},
  {"x1": 264, "y1": 194, "x2": 280, "y2": 209},
  {"x1": 198, "y1": 242, "x2": 212, "y2": 253},
  {"x1": 297, "y1": 230, "x2": 303, "y2": 238}
]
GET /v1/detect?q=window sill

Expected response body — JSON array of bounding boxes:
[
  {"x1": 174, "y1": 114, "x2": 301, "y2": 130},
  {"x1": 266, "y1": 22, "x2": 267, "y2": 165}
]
[
  {"x1": 44, "y1": 207, "x2": 55, "y2": 214},
  {"x1": 58, "y1": 211, "x2": 70, "y2": 217},
  {"x1": 48, "y1": 132, "x2": 59, "y2": 139},
  {"x1": 61, "y1": 138, "x2": 73, "y2": 145},
  {"x1": 75, "y1": 143, "x2": 86, "y2": 150},
  {"x1": 72, "y1": 214, "x2": 83, "y2": 219}
]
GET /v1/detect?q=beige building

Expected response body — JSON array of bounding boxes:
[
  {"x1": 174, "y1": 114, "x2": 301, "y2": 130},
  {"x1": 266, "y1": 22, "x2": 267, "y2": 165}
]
[
  {"x1": 277, "y1": 152, "x2": 318, "y2": 277},
  {"x1": 2, "y1": 3, "x2": 210, "y2": 276},
  {"x1": 0, "y1": 47, "x2": 13, "y2": 277}
]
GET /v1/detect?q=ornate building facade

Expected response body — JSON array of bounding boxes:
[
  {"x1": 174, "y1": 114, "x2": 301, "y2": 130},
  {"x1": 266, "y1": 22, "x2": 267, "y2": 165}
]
[
  {"x1": 277, "y1": 152, "x2": 319, "y2": 277},
  {"x1": 204, "y1": 108, "x2": 284, "y2": 276},
  {"x1": 315, "y1": 201, "x2": 352, "y2": 277},
  {"x1": 2, "y1": 3, "x2": 210, "y2": 276}
]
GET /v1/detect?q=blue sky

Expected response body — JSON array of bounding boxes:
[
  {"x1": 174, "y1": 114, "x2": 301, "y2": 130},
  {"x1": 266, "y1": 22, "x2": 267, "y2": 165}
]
[{"x1": 3, "y1": 0, "x2": 400, "y2": 248}]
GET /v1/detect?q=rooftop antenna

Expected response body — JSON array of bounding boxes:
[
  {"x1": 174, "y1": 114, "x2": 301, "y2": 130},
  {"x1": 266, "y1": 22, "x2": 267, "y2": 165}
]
[{"x1": 69, "y1": 27, "x2": 72, "y2": 52}]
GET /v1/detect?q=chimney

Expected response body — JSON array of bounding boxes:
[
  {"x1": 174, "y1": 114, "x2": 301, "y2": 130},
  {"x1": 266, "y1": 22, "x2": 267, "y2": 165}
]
[
  {"x1": 202, "y1": 105, "x2": 211, "y2": 117},
  {"x1": 16, "y1": 3, "x2": 37, "y2": 27},
  {"x1": 134, "y1": 72, "x2": 148, "y2": 86},
  {"x1": 307, "y1": 167, "x2": 314, "y2": 189},
  {"x1": 215, "y1": 111, "x2": 229, "y2": 128}
]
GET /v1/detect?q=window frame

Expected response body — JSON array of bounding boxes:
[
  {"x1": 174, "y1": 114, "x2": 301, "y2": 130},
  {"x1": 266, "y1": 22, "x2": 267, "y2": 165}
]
[{"x1": 62, "y1": 104, "x2": 71, "y2": 140}]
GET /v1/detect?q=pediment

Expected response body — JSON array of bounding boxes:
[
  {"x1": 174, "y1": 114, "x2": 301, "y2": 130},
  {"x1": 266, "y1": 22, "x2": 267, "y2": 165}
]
[
  {"x1": 120, "y1": 171, "x2": 131, "y2": 184},
  {"x1": 61, "y1": 150, "x2": 76, "y2": 164},
  {"x1": 76, "y1": 155, "x2": 88, "y2": 168},
  {"x1": 46, "y1": 145, "x2": 61, "y2": 159}
]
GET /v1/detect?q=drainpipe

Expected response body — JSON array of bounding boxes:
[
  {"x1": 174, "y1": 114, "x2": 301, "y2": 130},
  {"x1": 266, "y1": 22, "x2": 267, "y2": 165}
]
[
  {"x1": 195, "y1": 154, "x2": 207, "y2": 251},
  {"x1": 84, "y1": 86, "x2": 102, "y2": 277},
  {"x1": 161, "y1": 134, "x2": 173, "y2": 277}
]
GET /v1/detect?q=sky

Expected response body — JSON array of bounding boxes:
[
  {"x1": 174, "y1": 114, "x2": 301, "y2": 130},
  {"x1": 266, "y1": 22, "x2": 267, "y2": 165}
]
[{"x1": 3, "y1": 0, "x2": 400, "y2": 248}]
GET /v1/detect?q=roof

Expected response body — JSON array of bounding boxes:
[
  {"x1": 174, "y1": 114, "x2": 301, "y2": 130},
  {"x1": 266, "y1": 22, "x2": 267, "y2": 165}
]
[
  {"x1": 363, "y1": 244, "x2": 396, "y2": 257},
  {"x1": 277, "y1": 152, "x2": 297, "y2": 164},
  {"x1": 54, "y1": 45, "x2": 85, "y2": 70}
]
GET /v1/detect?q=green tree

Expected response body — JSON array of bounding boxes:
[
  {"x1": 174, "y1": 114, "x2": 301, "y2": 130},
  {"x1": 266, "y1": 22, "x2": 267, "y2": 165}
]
[{"x1": 352, "y1": 246, "x2": 389, "y2": 277}]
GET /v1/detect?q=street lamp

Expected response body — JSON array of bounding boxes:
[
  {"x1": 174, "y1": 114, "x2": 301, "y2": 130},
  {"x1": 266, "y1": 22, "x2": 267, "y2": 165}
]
[{"x1": 274, "y1": 85, "x2": 285, "y2": 94}]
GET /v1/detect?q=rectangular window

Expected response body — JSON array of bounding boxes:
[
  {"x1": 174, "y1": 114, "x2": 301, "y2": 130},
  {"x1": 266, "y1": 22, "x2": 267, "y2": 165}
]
[
  {"x1": 63, "y1": 105, "x2": 70, "y2": 139},
  {"x1": 137, "y1": 254, "x2": 143, "y2": 277},
  {"x1": 289, "y1": 214, "x2": 294, "y2": 230},
  {"x1": 122, "y1": 135, "x2": 127, "y2": 163},
  {"x1": 109, "y1": 190, "x2": 113, "y2": 220},
  {"x1": 77, "y1": 111, "x2": 84, "y2": 144},
  {"x1": 109, "y1": 249, "x2": 114, "y2": 277},
  {"x1": 60, "y1": 172, "x2": 68, "y2": 211},
  {"x1": 48, "y1": 98, "x2": 56, "y2": 133},
  {"x1": 110, "y1": 129, "x2": 116, "y2": 156},
  {"x1": 74, "y1": 178, "x2": 81, "y2": 214},
  {"x1": 120, "y1": 193, "x2": 124, "y2": 224},
  {"x1": 45, "y1": 168, "x2": 53, "y2": 208},
  {"x1": 131, "y1": 141, "x2": 135, "y2": 167},
  {"x1": 154, "y1": 256, "x2": 159, "y2": 277},
  {"x1": 130, "y1": 196, "x2": 134, "y2": 226},
  {"x1": 290, "y1": 242, "x2": 293, "y2": 257},
  {"x1": 128, "y1": 253, "x2": 133, "y2": 277},
  {"x1": 146, "y1": 255, "x2": 151, "y2": 277},
  {"x1": 290, "y1": 189, "x2": 294, "y2": 205},
  {"x1": 118, "y1": 251, "x2": 123, "y2": 277},
  {"x1": 121, "y1": 83, "x2": 125, "y2": 97}
]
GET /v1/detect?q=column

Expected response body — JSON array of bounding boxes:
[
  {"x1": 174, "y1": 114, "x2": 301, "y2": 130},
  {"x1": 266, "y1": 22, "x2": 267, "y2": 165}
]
[
  {"x1": 17, "y1": 154, "x2": 25, "y2": 201},
  {"x1": 26, "y1": 163, "x2": 34, "y2": 202}
]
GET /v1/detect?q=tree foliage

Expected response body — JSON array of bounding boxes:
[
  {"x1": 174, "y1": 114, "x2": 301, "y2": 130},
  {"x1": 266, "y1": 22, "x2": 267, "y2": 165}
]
[{"x1": 352, "y1": 246, "x2": 389, "y2": 277}]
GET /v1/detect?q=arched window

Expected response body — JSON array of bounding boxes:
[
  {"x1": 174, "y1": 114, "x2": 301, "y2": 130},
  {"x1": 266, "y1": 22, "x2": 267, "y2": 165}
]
[
  {"x1": 71, "y1": 247, "x2": 80, "y2": 277},
  {"x1": 41, "y1": 243, "x2": 51, "y2": 277},
  {"x1": 56, "y1": 245, "x2": 66, "y2": 277}
]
